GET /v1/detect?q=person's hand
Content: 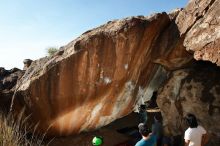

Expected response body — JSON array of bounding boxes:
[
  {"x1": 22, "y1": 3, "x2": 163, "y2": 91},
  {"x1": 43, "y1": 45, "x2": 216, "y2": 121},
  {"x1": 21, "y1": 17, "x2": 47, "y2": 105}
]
[
  {"x1": 185, "y1": 140, "x2": 190, "y2": 146},
  {"x1": 201, "y1": 133, "x2": 209, "y2": 146}
]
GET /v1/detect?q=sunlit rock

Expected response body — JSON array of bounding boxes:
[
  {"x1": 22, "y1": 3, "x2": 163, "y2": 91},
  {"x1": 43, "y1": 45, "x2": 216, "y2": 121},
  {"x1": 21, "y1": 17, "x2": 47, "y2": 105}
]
[
  {"x1": 11, "y1": 12, "x2": 191, "y2": 136},
  {"x1": 176, "y1": 0, "x2": 220, "y2": 66}
]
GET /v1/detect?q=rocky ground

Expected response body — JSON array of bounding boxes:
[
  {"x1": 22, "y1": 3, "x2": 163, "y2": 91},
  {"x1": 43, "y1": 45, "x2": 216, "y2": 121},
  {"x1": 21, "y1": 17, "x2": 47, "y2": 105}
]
[{"x1": 48, "y1": 110, "x2": 160, "y2": 146}]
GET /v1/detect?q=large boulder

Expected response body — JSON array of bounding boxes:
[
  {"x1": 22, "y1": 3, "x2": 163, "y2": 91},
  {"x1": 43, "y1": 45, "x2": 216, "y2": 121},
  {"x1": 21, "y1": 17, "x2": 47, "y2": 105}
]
[
  {"x1": 11, "y1": 12, "x2": 191, "y2": 136},
  {"x1": 9, "y1": 0, "x2": 220, "y2": 139},
  {"x1": 0, "y1": 67, "x2": 24, "y2": 113},
  {"x1": 176, "y1": 0, "x2": 220, "y2": 66},
  {"x1": 157, "y1": 61, "x2": 220, "y2": 145}
]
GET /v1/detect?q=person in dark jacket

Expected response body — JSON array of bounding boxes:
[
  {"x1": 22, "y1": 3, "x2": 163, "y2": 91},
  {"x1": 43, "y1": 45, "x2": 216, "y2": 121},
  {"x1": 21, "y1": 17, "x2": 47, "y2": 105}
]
[
  {"x1": 135, "y1": 123, "x2": 157, "y2": 146},
  {"x1": 138, "y1": 104, "x2": 148, "y2": 124},
  {"x1": 152, "y1": 115, "x2": 163, "y2": 146}
]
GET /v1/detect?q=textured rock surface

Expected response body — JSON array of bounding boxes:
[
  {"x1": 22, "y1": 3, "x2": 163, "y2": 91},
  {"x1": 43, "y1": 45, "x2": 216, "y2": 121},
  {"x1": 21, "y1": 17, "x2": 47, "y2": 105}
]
[
  {"x1": 23, "y1": 59, "x2": 33, "y2": 70},
  {"x1": 157, "y1": 61, "x2": 220, "y2": 145},
  {"x1": 11, "y1": 12, "x2": 191, "y2": 136},
  {"x1": 0, "y1": 68, "x2": 24, "y2": 113},
  {"x1": 152, "y1": 9, "x2": 192, "y2": 70},
  {"x1": 176, "y1": 0, "x2": 220, "y2": 66}
]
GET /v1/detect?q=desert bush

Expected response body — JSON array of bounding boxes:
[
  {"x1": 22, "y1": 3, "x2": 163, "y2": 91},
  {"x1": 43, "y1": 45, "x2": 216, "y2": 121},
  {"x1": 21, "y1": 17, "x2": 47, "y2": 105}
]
[
  {"x1": 0, "y1": 113, "x2": 46, "y2": 146},
  {"x1": 46, "y1": 47, "x2": 58, "y2": 56}
]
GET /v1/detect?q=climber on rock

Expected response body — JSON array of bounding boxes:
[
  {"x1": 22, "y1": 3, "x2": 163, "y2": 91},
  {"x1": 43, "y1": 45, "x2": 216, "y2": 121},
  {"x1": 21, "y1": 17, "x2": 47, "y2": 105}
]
[{"x1": 138, "y1": 104, "x2": 148, "y2": 124}]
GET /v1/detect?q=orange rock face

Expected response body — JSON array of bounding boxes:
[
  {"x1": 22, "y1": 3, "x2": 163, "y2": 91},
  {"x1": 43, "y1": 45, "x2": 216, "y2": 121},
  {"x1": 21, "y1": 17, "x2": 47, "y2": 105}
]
[{"x1": 11, "y1": 13, "x2": 191, "y2": 136}]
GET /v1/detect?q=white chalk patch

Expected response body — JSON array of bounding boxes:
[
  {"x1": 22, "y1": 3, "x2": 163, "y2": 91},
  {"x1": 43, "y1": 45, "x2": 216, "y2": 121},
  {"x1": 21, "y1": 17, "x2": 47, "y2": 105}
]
[
  {"x1": 100, "y1": 70, "x2": 104, "y2": 79},
  {"x1": 124, "y1": 64, "x2": 128, "y2": 70},
  {"x1": 104, "y1": 77, "x2": 112, "y2": 84},
  {"x1": 91, "y1": 103, "x2": 103, "y2": 119}
]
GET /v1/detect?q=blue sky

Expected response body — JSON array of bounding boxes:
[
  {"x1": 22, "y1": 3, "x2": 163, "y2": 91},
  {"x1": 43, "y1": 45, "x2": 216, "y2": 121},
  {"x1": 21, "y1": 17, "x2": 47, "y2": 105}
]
[{"x1": 0, "y1": 0, "x2": 188, "y2": 69}]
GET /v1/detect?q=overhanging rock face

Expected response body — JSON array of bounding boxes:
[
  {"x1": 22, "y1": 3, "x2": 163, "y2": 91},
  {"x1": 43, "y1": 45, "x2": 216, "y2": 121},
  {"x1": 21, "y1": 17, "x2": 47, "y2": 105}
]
[{"x1": 12, "y1": 13, "x2": 191, "y2": 136}]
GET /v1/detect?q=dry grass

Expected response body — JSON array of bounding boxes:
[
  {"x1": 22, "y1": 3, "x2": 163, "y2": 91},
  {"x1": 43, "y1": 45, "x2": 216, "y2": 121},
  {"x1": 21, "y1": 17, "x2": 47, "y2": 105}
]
[{"x1": 0, "y1": 113, "x2": 46, "y2": 146}]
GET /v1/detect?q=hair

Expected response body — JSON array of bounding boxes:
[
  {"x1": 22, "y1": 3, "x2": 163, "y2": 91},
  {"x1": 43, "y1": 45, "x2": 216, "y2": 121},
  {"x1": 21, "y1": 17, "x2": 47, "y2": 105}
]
[
  {"x1": 154, "y1": 114, "x2": 162, "y2": 122},
  {"x1": 140, "y1": 104, "x2": 146, "y2": 109},
  {"x1": 138, "y1": 123, "x2": 150, "y2": 137},
  {"x1": 138, "y1": 104, "x2": 147, "y2": 112},
  {"x1": 185, "y1": 113, "x2": 198, "y2": 128}
]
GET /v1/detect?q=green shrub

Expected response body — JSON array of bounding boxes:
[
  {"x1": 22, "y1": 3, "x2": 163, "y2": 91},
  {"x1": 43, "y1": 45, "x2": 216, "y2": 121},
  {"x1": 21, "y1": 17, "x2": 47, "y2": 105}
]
[{"x1": 47, "y1": 47, "x2": 58, "y2": 56}]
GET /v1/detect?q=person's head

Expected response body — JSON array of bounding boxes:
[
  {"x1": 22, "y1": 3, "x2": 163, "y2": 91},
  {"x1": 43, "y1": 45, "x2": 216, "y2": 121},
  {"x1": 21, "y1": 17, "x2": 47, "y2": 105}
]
[
  {"x1": 138, "y1": 123, "x2": 151, "y2": 137},
  {"x1": 185, "y1": 113, "x2": 198, "y2": 128},
  {"x1": 92, "y1": 136, "x2": 103, "y2": 146},
  {"x1": 154, "y1": 114, "x2": 162, "y2": 123},
  {"x1": 138, "y1": 104, "x2": 147, "y2": 112}
]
